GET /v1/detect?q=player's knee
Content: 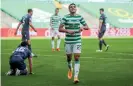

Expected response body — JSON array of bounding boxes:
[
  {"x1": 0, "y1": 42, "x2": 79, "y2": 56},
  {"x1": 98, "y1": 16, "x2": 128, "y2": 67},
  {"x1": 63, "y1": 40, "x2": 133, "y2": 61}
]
[
  {"x1": 67, "y1": 55, "x2": 72, "y2": 60},
  {"x1": 52, "y1": 37, "x2": 54, "y2": 40},
  {"x1": 58, "y1": 37, "x2": 60, "y2": 39},
  {"x1": 20, "y1": 69, "x2": 28, "y2": 75},
  {"x1": 67, "y1": 58, "x2": 71, "y2": 62},
  {"x1": 99, "y1": 38, "x2": 102, "y2": 40},
  {"x1": 74, "y1": 54, "x2": 80, "y2": 61},
  {"x1": 27, "y1": 40, "x2": 31, "y2": 45},
  {"x1": 57, "y1": 36, "x2": 60, "y2": 39}
]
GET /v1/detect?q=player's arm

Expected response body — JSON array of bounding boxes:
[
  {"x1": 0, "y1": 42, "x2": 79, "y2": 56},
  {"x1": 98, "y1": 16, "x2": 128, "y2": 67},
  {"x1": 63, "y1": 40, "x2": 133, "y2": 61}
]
[
  {"x1": 82, "y1": 24, "x2": 89, "y2": 30},
  {"x1": 59, "y1": 17, "x2": 75, "y2": 34},
  {"x1": 80, "y1": 17, "x2": 89, "y2": 31},
  {"x1": 28, "y1": 57, "x2": 33, "y2": 74},
  {"x1": 99, "y1": 16, "x2": 103, "y2": 32},
  {"x1": 15, "y1": 22, "x2": 22, "y2": 35},
  {"x1": 99, "y1": 20, "x2": 103, "y2": 31},
  {"x1": 29, "y1": 22, "x2": 37, "y2": 32},
  {"x1": 59, "y1": 24, "x2": 75, "y2": 34},
  {"x1": 29, "y1": 17, "x2": 37, "y2": 32},
  {"x1": 50, "y1": 17, "x2": 52, "y2": 28}
]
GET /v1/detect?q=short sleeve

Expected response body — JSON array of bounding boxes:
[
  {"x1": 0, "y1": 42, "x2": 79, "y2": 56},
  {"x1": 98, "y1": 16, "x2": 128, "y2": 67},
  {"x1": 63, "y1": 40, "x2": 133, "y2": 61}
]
[
  {"x1": 99, "y1": 15, "x2": 104, "y2": 21},
  {"x1": 61, "y1": 17, "x2": 67, "y2": 25},
  {"x1": 28, "y1": 16, "x2": 32, "y2": 22},
  {"x1": 20, "y1": 17, "x2": 24, "y2": 23},
  {"x1": 80, "y1": 17, "x2": 86, "y2": 26}
]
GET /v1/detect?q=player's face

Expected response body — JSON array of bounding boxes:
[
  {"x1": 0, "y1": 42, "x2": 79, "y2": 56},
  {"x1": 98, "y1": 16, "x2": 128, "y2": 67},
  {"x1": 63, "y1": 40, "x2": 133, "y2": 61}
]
[
  {"x1": 30, "y1": 11, "x2": 33, "y2": 16},
  {"x1": 69, "y1": 5, "x2": 77, "y2": 14},
  {"x1": 55, "y1": 9, "x2": 59, "y2": 14},
  {"x1": 100, "y1": 10, "x2": 103, "y2": 14}
]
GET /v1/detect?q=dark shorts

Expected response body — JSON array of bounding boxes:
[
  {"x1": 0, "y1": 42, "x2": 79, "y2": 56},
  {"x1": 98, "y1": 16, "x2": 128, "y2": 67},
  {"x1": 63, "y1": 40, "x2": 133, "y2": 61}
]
[
  {"x1": 22, "y1": 31, "x2": 30, "y2": 41},
  {"x1": 98, "y1": 30, "x2": 106, "y2": 38},
  {"x1": 10, "y1": 56, "x2": 26, "y2": 70}
]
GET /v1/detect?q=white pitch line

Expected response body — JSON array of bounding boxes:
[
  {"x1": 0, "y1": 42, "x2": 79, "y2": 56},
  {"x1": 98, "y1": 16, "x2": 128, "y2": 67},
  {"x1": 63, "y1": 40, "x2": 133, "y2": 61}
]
[
  {"x1": 106, "y1": 52, "x2": 133, "y2": 56},
  {"x1": 1, "y1": 53, "x2": 133, "y2": 61},
  {"x1": 2, "y1": 49, "x2": 64, "y2": 52},
  {"x1": 2, "y1": 49, "x2": 133, "y2": 56}
]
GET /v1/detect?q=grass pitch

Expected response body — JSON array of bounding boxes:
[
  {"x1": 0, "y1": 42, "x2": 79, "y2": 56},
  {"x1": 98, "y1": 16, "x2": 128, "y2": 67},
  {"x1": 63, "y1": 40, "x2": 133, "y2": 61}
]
[{"x1": 1, "y1": 38, "x2": 133, "y2": 86}]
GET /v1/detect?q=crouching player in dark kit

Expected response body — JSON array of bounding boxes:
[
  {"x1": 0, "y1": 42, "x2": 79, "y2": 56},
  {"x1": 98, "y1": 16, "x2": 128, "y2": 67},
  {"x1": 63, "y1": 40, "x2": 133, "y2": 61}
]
[{"x1": 6, "y1": 41, "x2": 33, "y2": 76}]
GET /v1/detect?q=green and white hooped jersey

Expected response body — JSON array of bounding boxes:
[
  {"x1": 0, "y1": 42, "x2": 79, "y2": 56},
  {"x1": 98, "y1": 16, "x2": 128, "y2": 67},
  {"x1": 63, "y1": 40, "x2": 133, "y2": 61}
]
[
  {"x1": 61, "y1": 14, "x2": 86, "y2": 44},
  {"x1": 50, "y1": 15, "x2": 61, "y2": 30}
]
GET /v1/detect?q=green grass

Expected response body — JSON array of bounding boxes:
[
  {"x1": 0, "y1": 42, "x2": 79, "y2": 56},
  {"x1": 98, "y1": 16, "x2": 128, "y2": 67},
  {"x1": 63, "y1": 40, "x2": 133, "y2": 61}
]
[{"x1": 1, "y1": 38, "x2": 133, "y2": 86}]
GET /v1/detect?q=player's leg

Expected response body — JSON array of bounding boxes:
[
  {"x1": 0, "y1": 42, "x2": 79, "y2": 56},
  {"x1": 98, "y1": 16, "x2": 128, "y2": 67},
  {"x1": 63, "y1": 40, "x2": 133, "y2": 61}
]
[
  {"x1": 16, "y1": 61, "x2": 28, "y2": 76},
  {"x1": 27, "y1": 40, "x2": 32, "y2": 51},
  {"x1": 73, "y1": 43, "x2": 81, "y2": 84},
  {"x1": 15, "y1": 32, "x2": 26, "y2": 48},
  {"x1": 102, "y1": 38, "x2": 109, "y2": 51},
  {"x1": 56, "y1": 31, "x2": 61, "y2": 51},
  {"x1": 97, "y1": 30, "x2": 109, "y2": 52},
  {"x1": 23, "y1": 32, "x2": 37, "y2": 57},
  {"x1": 97, "y1": 30, "x2": 104, "y2": 52},
  {"x1": 6, "y1": 62, "x2": 16, "y2": 76},
  {"x1": 101, "y1": 29, "x2": 109, "y2": 51},
  {"x1": 98, "y1": 37, "x2": 103, "y2": 52},
  {"x1": 65, "y1": 44, "x2": 73, "y2": 79},
  {"x1": 51, "y1": 37, "x2": 55, "y2": 51},
  {"x1": 27, "y1": 39, "x2": 37, "y2": 57},
  {"x1": 6, "y1": 56, "x2": 19, "y2": 76},
  {"x1": 51, "y1": 30, "x2": 55, "y2": 51},
  {"x1": 22, "y1": 32, "x2": 32, "y2": 51}
]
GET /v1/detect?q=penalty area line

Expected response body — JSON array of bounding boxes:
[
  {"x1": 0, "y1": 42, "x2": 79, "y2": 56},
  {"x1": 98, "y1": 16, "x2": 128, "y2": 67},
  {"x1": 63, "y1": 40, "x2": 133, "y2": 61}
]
[
  {"x1": 1, "y1": 53, "x2": 133, "y2": 61},
  {"x1": 2, "y1": 48, "x2": 133, "y2": 56}
]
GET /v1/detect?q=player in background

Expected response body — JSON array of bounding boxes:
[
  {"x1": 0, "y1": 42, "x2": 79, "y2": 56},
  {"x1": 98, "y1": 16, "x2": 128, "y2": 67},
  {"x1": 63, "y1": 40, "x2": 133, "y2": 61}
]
[
  {"x1": 6, "y1": 41, "x2": 33, "y2": 76},
  {"x1": 14, "y1": 9, "x2": 37, "y2": 57},
  {"x1": 50, "y1": 8, "x2": 61, "y2": 51},
  {"x1": 96, "y1": 8, "x2": 109, "y2": 52},
  {"x1": 59, "y1": 3, "x2": 88, "y2": 84}
]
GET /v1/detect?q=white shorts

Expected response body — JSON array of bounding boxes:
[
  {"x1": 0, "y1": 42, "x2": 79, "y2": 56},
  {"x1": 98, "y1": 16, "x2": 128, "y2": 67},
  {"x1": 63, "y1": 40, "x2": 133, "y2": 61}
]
[
  {"x1": 65, "y1": 43, "x2": 81, "y2": 54},
  {"x1": 50, "y1": 29, "x2": 60, "y2": 37}
]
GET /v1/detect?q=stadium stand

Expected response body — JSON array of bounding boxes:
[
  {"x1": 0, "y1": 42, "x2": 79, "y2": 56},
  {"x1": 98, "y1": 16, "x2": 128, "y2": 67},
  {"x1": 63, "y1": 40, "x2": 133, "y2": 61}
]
[
  {"x1": 79, "y1": 2, "x2": 133, "y2": 28},
  {"x1": 1, "y1": 0, "x2": 133, "y2": 28},
  {"x1": 1, "y1": 10, "x2": 18, "y2": 28}
]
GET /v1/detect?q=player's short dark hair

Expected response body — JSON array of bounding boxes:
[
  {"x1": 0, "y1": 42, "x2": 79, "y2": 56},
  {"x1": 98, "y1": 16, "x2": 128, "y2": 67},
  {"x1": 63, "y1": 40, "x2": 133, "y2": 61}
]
[
  {"x1": 21, "y1": 41, "x2": 28, "y2": 46},
  {"x1": 55, "y1": 8, "x2": 59, "y2": 10},
  {"x1": 28, "y1": 9, "x2": 33, "y2": 13},
  {"x1": 69, "y1": 3, "x2": 76, "y2": 8},
  {"x1": 100, "y1": 8, "x2": 104, "y2": 12}
]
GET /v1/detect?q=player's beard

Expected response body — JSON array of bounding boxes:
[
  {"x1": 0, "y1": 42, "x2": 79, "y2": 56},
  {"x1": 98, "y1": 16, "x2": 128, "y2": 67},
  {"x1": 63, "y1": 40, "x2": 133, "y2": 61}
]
[{"x1": 70, "y1": 11, "x2": 76, "y2": 15}]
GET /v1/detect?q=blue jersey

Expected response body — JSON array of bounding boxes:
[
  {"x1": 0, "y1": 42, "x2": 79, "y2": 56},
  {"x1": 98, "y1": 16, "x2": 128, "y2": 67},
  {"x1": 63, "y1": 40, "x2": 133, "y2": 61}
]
[
  {"x1": 11, "y1": 46, "x2": 32, "y2": 60},
  {"x1": 99, "y1": 14, "x2": 107, "y2": 30},
  {"x1": 20, "y1": 14, "x2": 32, "y2": 32}
]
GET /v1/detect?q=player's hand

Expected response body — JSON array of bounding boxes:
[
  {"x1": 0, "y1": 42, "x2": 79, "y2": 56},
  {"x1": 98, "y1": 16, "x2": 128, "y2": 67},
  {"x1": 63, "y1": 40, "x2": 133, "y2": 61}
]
[
  {"x1": 79, "y1": 28, "x2": 84, "y2": 32},
  {"x1": 29, "y1": 72, "x2": 34, "y2": 75},
  {"x1": 81, "y1": 26, "x2": 89, "y2": 30},
  {"x1": 34, "y1": 29, "x2": 37, "y2": 32},
  {"x1": 66, "y1": 30, "x2": 75, "y2": 34},
  {"x1": 51, "y1": 28, "x2": 54, "y2": 30},
  {"x1": 14, "y1": 31, "x2": 17, "y2": 36},
  {"x1": 98, "y1": 29, "x2": 101, "y2": 33}
]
